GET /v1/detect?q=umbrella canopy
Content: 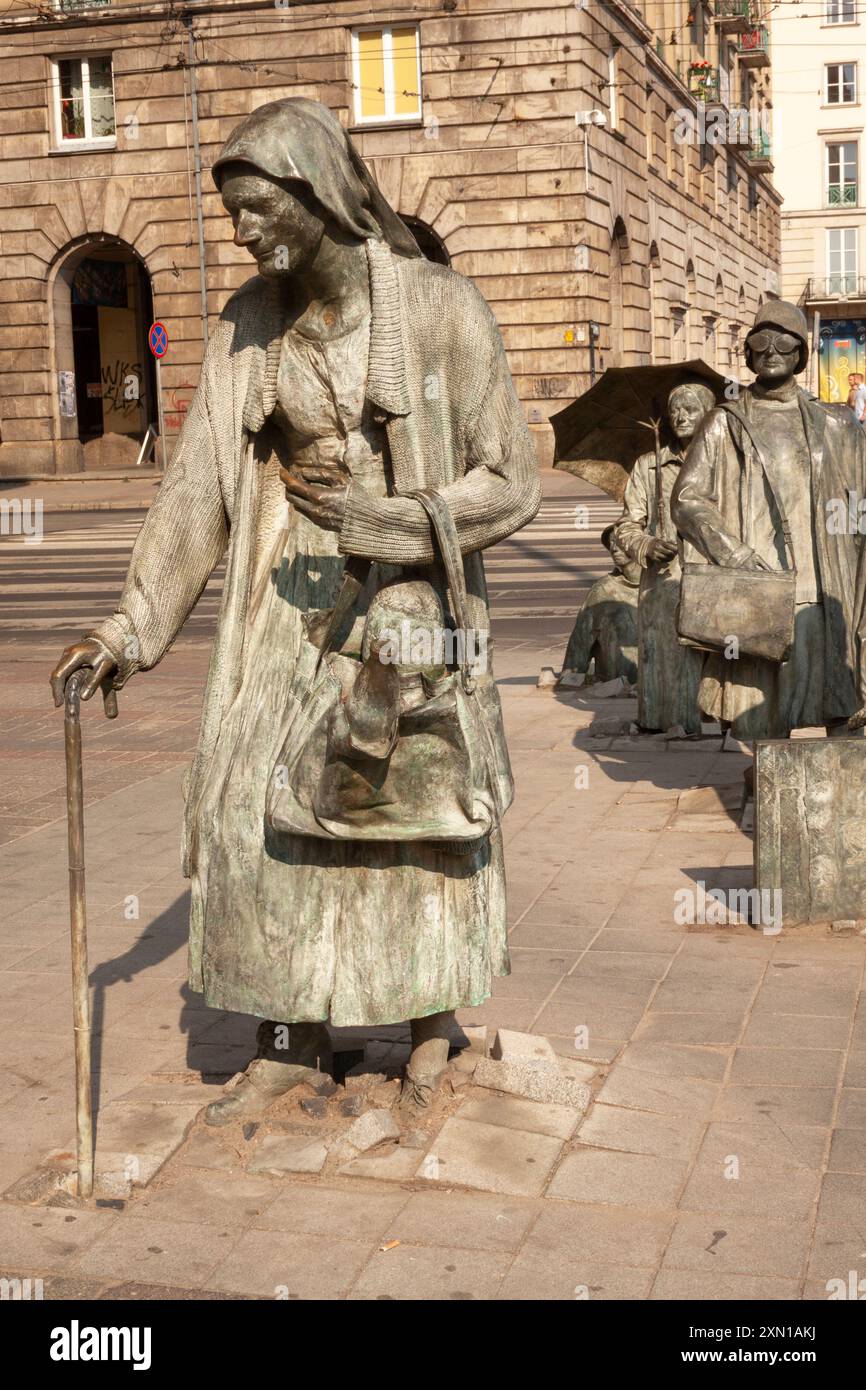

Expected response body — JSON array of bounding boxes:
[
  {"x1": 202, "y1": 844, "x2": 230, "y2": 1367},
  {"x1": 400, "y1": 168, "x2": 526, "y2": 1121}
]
[{"x1": 551, "y1": 360, "x2": 734, "y2": 501}]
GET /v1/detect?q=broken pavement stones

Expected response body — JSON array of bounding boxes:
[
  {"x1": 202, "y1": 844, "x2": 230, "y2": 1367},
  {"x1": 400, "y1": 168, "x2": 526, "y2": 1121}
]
[
  {"x1": 248, "y1": 1134, "x2": 328, "y2": 1175},
  {"x1": 300, "y1": 1097, "x2": 329, "y2": 1119},
  {"x1": 585, "y1": 675, "x2": 630, "y2": 699},
  {"x1": 557, "y1": 670, "x2": 586, "y2": 689},
  {"x1": 492, "y1": 1029, "x2": 558, "y2": 1067},
  {"x1": 344, "y1": 1108, "x2": 401, "y2": 1153},
  {"x1": 474, "y1": 1057, "x2": 590, "y2": 1111},
  {"x1": 416, "y1": 1117, "x2": 562, "y2": 1198}
]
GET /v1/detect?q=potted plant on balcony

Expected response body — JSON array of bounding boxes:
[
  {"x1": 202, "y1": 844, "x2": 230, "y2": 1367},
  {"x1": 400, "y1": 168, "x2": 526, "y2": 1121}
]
[{"x1": 688, "y1": 58, "x2": 718, "y2": 102}]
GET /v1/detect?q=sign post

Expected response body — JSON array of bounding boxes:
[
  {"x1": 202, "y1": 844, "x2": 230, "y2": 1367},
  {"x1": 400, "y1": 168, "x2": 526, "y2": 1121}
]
[{"x1": 148, "y1": 320, "x2": 169, "y2": 472}]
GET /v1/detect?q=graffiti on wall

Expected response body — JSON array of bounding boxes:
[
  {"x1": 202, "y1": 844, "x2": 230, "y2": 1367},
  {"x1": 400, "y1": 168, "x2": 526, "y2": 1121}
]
[{"x1": 100, "y1": 360, "x2": 143, "y2": 416}]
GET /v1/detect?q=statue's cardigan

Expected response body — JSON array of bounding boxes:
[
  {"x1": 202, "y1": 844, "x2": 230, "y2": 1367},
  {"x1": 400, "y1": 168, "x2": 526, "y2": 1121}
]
[{"x1": 88, "y1": 239, "x2": 541, "y2": 869}]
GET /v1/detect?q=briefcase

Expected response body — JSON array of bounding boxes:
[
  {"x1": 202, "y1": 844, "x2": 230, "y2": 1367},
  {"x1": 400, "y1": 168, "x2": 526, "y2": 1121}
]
[{"x1": 677, "y1": 563, "x2": 796, "y2": 663}]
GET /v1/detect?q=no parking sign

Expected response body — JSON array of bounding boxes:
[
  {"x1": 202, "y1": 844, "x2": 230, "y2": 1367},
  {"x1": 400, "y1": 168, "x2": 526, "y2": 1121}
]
[
  {"x1": 148, "y1": 321, "x2": 169, "y2": 471},
  {"x1": 148, "y1": 321, "x2": 168, "y2": 358}
]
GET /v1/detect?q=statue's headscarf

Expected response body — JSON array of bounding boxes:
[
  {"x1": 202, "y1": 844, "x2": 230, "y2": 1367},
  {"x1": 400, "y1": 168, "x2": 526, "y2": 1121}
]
[{"x1": 211, "y1": 98, "x2": 422, "y2": 259}]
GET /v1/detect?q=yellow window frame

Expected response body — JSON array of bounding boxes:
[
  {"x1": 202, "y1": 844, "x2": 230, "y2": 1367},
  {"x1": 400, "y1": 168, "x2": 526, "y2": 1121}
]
[{"x1": 351, "y1": 24, "x2": 422, "y2": 125}]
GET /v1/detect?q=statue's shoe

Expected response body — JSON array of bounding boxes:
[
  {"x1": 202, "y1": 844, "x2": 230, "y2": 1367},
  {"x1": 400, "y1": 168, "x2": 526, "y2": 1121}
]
[
  {"x1": 204, "y1": 1056, "x2": 327, "y2": 1128},
  {"x1": 397, "y1": 1065, "x2": 445, "y2": 1118}
]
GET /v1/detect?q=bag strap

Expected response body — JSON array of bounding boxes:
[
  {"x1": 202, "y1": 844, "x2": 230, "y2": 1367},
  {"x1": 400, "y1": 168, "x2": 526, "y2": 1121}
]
[
  {"x1": 313, "y1": 555, "x2": 372, "y2": 667},
  {"x1": 407, "y1": 487, "x2": 477, "y2": 694},
  {"x1": 718, "y1": 402, "x2": 796, "y2": 572}
]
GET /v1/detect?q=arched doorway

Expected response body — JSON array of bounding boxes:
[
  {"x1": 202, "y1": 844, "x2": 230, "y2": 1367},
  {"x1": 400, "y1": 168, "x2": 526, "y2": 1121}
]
[
  {"x1": 52, "y1": 238, "x2": 158, "y2": 470},
  {"x1": 399, "y1": 215, "x2": 451, "y2": 266}
]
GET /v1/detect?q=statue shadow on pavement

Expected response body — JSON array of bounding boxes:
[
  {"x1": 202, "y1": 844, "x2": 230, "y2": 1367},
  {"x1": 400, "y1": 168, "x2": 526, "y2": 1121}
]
[{"x1": 86, "y1": 891, "x2": 254, "y2": 1142}]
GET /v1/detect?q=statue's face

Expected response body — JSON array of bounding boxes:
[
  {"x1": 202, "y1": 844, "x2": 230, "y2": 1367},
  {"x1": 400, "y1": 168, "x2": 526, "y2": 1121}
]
[
  {"x1": 667, "y1": 388, "x2": 705, "y2": 444},
  {"x1": 746, "y1": 328, "x2": 801, "y2": 384},
  {"x1": 219, "y1": 165, "x2": 325, "y2": 279}
]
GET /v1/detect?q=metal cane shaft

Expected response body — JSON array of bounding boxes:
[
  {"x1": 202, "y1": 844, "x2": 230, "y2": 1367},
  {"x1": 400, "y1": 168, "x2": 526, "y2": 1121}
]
[{"x1": 64, "y1": 671, "x2": 93, "y2": 1200}]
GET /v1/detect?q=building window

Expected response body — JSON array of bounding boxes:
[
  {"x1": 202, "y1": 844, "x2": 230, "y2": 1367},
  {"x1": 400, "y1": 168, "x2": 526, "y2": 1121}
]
[
  {"x1": 52, "y1": 55, "x2": 115, "y2": 145},
  {"x1": 825, "y1": 62, "x2": 857, "y2": 104},
  {"x1": 608, "y1": 47, "x2": 620, "y2": 131},
  {"x1": 826, "y1": 0, "x2": 856, "y2": 22},
  {"x1": 827, "y1": 141, "x2": 858, "y2": 205},
  {"x1": 827, "y1": 226, "x2": 858, "y2": 292},
  {"x1": 351, "y1": 25, "x2": 421, "y2": 125}
]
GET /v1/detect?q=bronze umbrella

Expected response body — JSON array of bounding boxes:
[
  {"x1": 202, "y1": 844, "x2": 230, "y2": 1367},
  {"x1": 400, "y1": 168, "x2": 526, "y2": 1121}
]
[{"x1": 551, "y1": 360, "x2": 732, "y2": 503}]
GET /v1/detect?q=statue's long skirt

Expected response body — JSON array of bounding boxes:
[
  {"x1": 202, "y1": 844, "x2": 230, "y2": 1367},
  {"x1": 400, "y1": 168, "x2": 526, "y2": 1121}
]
[
  {"x1": 697, "y1": 600, "x2": 828, "y2": 739},
  {"x1": 187, "y1": 502, "x2": 507, "y2": 1027}
]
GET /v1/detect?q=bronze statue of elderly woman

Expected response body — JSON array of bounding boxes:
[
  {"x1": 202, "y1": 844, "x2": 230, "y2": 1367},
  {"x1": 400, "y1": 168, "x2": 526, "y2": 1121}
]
[
  {"x1": 612, "y1": 383, "x2": 713, "y2": 735},
  {"x1": 49, "y1": 98, "x2": 541, "y2": 1123}
]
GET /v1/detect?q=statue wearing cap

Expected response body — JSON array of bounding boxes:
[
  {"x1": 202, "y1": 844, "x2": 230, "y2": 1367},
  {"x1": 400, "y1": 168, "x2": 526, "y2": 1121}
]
[{"x1": 672, "y1": 301, "x2": 866, "y2": 740}]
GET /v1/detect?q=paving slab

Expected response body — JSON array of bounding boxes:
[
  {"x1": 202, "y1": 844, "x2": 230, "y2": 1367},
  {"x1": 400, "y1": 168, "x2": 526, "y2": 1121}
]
[
  {"x1": 650, "y1": 1270, "x2": 799, "y2": 1300},
  {"x1": 457, "y1": 1094, "x2": 579, "y2": 1140},
  {"x1": 577, "y1": 1103, "x2": 705, "y2": 1162},
  {"x1": 266, "y1": 1185, "x2": 409, "y2": 1241},
  {"x1": 0, "y1": 1204, "x2": 117, "y2": 1271},
  {"x1": 696, "y1": 1119, "x2": 828, "y2": 1173},
  {"x1": 347, "y1": 1241, "x2": 512, "y2": 1301},
  {"x1": 498, "y1": 1252, "x2": 655, "y2": 1301},
  {"x1": 207, "y1": 1227, "x2": 374, "y2": 1299},
  {"x1": 417, "y1": 1116, "x2": 563, "y2": 1198},
  {"x1": 595, "y1": 1069, "x2": 719, "y2": 1119},
  {"x1": 75, "y1": 1215, "x2": 238, "y2": 1289},
  {"x1": 677, "y1": 1157, "x2": 820, "y2": 1220},
  {"x1": 549, "y1": 1148, "x2": 689, "y2": 1208},
  {"x1": 523, "y1": 1202, "x2": 675, "y2": 1268},
  {"x1": 248, "y1": 1134, "x2": 328, "y2": 1176},
  {"x1": 662, "y1": 1212, "x2": 811, "y2": 1280},
  {"x1": 338, "y1": 1147, "x2": 422, "y2": 1182},
  {"x1": 380, "y1": 1190, "x2": 536, "y2": 1254}
]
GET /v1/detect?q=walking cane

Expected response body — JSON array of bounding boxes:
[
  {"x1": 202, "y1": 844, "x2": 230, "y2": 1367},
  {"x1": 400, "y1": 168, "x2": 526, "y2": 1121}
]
[{"x1": 64, "y1": 668, "x2": 117, "y2": 1199}]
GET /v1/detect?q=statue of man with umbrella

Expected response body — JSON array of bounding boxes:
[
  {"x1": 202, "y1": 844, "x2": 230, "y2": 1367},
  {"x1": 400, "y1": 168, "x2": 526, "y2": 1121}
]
[{"x1": 552, "y1": 362, "x2": 726, "y2": 734}]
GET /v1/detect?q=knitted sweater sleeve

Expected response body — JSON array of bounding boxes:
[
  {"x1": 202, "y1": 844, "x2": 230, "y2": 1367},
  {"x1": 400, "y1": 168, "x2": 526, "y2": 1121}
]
[
  {"x1": 338, "y1": 332, "x2": 542, "y2": 565},
  {"x1": 85, "y1": 337, "x2": 229, "y2": 687},
  {"x1": 614, "y1": 457, "x2": 654, "y2": 568}
]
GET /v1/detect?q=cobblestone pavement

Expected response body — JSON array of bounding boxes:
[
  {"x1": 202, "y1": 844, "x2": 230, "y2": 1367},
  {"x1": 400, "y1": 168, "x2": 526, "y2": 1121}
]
[{"x1": 1, "y1": 470, "x2": 864, "y2": 1301}]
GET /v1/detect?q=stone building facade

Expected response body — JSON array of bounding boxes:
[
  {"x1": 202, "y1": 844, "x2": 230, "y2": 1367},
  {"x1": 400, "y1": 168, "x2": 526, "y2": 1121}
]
[
  {"x1": 0, "y1": 0, "x2": 781, "y2": 477},
  {"x1": 771, "y1": 0, "x2": 866, "y2": 402}
]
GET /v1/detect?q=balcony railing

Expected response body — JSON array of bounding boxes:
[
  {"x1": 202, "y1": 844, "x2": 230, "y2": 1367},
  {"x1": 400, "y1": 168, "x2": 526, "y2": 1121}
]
[
  {"x1": 827, "y1": 182, "x2": 858, "y2": 207},
  {"x1": 58, "y1": 0, "x2": 111, "y2": 8},
  {"x1": 688, "y1": 66, "x2": 722, "y2": 103},
  {"x1": 747, "y1": 131, "x2": 773, "y2": 167},
  {"x1": 805, "y1": 276, "x2": 866, "y2": 301},
  {"x1": 713, "y1": 0, "x2": 752, "y2": 29},
  {"x1": 738, "y1": 26, "x2": 770, "y2": 64}
]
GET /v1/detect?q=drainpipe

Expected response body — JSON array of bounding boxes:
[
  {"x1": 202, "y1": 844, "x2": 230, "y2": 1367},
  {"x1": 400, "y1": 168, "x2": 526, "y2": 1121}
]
[{"x1": 184, "y1": 14, "x2": 209, "y2": 349}]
